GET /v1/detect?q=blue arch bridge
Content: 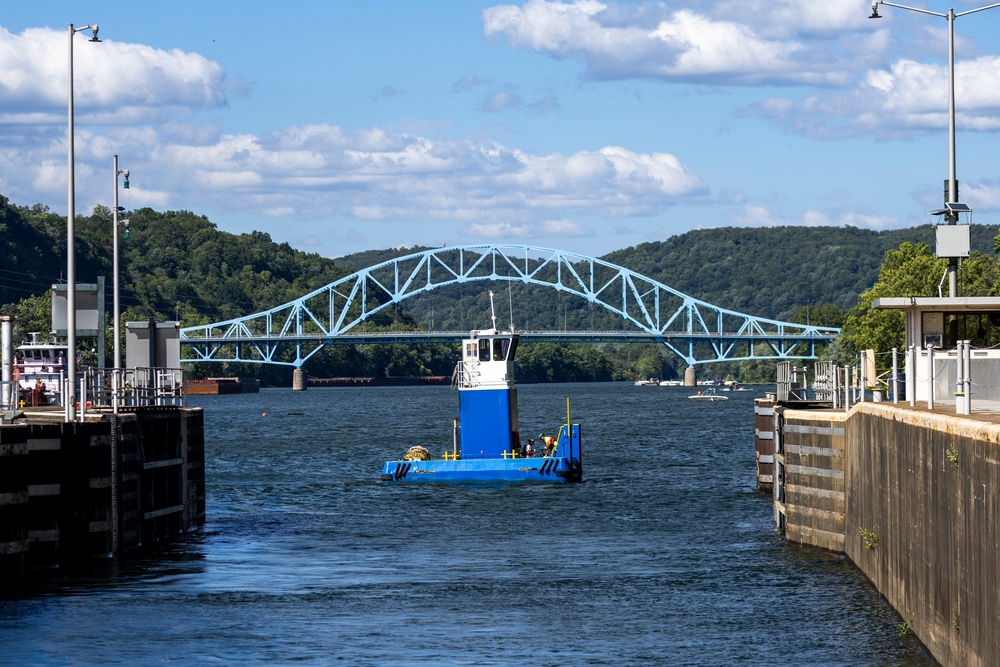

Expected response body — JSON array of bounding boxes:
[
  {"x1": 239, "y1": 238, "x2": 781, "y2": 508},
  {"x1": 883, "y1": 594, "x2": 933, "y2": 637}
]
[{"x1": 179, "y1": 244, "x2": 840, "y2": 368}]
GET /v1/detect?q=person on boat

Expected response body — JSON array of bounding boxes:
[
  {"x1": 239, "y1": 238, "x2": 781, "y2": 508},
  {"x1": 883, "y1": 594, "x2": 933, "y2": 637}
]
[
  {"x1": 540, "y1": 434, "x2": 556, "y2": 457},
  {"x1": 33, "y1": 379, "x2": 47, "y2": 406},
  {"x1": 524, "y1": 439, "x2": 536, "y2": 458},
  {"x1": 698, "y1": 390, "x2": 704, "y2": 396}
]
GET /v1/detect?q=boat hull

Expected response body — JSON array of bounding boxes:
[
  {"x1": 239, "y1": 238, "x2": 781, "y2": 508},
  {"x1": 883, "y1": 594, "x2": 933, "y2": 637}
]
[{"x1": 380, "y1": 456, "x2": 580, "y2": 483}]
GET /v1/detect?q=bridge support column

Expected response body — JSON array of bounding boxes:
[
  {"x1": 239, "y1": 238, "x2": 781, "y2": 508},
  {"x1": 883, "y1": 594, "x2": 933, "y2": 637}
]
[
  {"x1": 683, "y1": 366, "x2": 697, "y2": 387},
  {"x1": 292, "y1": 368, "x2": 307, "y2": 391}
]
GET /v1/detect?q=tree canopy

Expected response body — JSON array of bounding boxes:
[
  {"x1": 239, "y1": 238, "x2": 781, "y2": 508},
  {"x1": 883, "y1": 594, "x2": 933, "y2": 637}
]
[{"x1": 4, "y1": 189, "x2": 1000, "y2": 383}]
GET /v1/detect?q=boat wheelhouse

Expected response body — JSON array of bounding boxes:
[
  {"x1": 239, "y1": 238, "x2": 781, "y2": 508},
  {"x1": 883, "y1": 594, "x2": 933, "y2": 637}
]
[
  {"x1": 380, "y1": 294, "x2": 582, "y2": 484},
  {"x1": 15, "y1": 333, "x2": 67, "y2": 406}
]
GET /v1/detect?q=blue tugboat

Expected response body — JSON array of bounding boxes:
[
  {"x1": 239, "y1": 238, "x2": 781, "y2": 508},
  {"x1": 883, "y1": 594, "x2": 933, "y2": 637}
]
[{"x1": 380, "y1": 294, "x2": 582, "y2": 484}]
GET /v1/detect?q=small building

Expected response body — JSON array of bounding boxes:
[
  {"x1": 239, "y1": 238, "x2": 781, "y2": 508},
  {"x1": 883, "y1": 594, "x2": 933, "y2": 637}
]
[{"x1": 873, "y1": 296, "x2": 1000, "y2": 403}]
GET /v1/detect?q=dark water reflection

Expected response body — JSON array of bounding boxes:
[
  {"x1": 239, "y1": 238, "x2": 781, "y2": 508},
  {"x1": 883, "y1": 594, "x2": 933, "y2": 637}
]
[{"x1": 0, "y1": 383, "x2": 932, "y2": 666}]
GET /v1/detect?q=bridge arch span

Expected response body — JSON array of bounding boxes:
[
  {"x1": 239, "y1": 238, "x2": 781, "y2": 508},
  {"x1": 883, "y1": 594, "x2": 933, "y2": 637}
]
[{"x1": 180, "y1": 244, "x2": 839, "y2": 367}]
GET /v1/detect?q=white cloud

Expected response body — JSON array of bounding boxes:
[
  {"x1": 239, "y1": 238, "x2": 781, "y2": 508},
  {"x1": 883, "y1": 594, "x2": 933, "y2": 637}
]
[
  {"x1": 724, "y1": 203, "x2": 903, "y2": 229},
  {"x1": 451, "y1": 74, "x2": 489, "y2": 93},
  {"x1": 960, "y1": 180, "x2": 1000, "y2": 211},
  {"x1": 482, "y1": 0, "x2": 867, "y2": 86},
  {"x1": 745, "y1": 55, "x2": 1000, "y2": 139},
  {"x1": 0, "y1": 115, "x2": 709, "y2": 229},
  {"x1": 461, "y1": 218, "x2": 593, "y2": 239},
  {"x1": 482, "y1": 90, "x2": 524, "y2": 112},
  {"x1": 0, "y1": 26, "x2": 226, "y2": 125}
]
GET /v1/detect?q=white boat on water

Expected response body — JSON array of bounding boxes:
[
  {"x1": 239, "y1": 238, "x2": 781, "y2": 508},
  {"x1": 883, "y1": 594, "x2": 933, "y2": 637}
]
[
  {"x1": 722, "y1": 382, "x2": 750, "y2": 392},
  {"x1": 688, "y1": 388, "x2": 729, "y2": 402},
  {"x1": 15, "y1": 333, "x2": 67, "y2": 406},
  {"x1": 633, "y1": 378, "x2": 658, "y2": 386}
]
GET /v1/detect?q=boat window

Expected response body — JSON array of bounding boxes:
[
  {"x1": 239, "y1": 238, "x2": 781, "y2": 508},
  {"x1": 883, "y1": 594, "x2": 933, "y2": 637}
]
[
  {"x1": 466, "y1": 342, "x2": 477, "y2": 359},
  {"x1": 493, "y1": 337, "x2": 510, "y2": 361},
  {"x1": 479, "y1": 339, "x2": 491, "y2": 362},
  {"x1": 507, "y1": 337, "x2": 518, "y2": 361}
]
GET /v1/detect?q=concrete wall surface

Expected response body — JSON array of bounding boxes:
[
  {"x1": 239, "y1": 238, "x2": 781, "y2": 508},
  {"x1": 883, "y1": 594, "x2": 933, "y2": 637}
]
[
  {"x1": 779, "y1": 402, "x2": 999, "y2": 666},
  {"x1": 844, "y1": 403, "x2": 999, "y2": 667},
  {"x1": 0, "y1": 407, "x2": 205, "y2": 588}
]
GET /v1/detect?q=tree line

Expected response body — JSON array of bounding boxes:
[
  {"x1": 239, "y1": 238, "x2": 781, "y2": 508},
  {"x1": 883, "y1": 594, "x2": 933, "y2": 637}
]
[{"x1": 2, "y1": 191, "x2": 997, "y2": 384}]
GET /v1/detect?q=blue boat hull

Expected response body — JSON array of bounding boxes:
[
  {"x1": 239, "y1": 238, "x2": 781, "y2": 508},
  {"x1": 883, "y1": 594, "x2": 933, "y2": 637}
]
[{"x1": 380, "y1": 456, "x2": 580, "y2": 483}]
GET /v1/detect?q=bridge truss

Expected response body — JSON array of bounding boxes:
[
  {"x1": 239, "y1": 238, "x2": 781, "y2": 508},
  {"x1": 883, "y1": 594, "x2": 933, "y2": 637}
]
[{"x1": 179, "y1": 244, "x2": 840, "y2": 367}]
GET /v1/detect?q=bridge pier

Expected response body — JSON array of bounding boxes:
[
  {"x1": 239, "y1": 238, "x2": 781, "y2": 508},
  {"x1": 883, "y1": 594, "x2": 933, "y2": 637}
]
[
  {"x1": 684, "y1": 366, "x2": 697, "y2": 387},
  {"x1": 292, "y1": 369, "x2": 307, "y2": 391}
]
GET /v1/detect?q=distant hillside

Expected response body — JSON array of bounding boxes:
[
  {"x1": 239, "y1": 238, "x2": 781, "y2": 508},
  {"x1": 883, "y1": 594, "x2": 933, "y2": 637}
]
[
  {"x1": 336, "y1": 225, "x2": 1000, "y2": 325},
  {"x1": 601, "y1": 225, "x2": 1000, "y2": 320},
  {"x1": 0, "y1": 195, "x2": 349, "y2": 323},
  {"x1": 5, "y1": 188, "x2": 997, "y2": 383}
]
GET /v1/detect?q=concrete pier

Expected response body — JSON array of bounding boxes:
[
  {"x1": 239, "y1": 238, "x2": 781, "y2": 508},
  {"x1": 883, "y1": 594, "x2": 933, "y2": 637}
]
[
  {"x1": 0, "y1": 407, "x2": 204, "y2": 586},
  {"x1": 292, "y1": 368, "x2": 307, "y2": 391},
  {"x1": 768, "y1": 399, "x2": 1000, "y2": 666},
  {"x1": 683, "y1": 366, "x2": 696, "y2": 387}
]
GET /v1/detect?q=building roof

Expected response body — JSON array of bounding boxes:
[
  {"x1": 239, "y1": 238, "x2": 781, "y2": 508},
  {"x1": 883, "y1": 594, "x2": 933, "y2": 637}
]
[{"x1": 873, "y1": 297, "x2": 1000, "y2": 311}]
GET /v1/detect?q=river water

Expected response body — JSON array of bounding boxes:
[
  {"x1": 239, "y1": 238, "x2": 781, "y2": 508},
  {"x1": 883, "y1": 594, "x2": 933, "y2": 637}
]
[{"x1": 1, "y1": 383, "x2": 932, "y2": 666}]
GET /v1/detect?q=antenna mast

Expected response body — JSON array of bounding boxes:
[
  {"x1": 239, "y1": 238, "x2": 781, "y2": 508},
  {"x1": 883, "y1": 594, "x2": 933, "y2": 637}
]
[
  {"x1": 508, "y1": 284, "x2": 515, "y2": 333},
  {"x1": 488, "y1": 291, "x2": 497, "y2": 331}
]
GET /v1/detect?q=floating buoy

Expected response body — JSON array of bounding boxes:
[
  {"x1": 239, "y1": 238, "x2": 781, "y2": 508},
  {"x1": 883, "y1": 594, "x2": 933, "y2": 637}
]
[{"x1": 262, "y1": 412, "x2": 267, "y2": 417}]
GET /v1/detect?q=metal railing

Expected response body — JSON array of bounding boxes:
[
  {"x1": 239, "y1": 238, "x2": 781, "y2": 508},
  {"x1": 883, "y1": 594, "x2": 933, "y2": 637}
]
[
  {"x1": 4, "y1": 367, "x2": 185, "y2": 422},
  {"x1": 79, "y1": 368, "x2": 186, "y2": 414},
  {"x1": 451, "y1": 361, "x2": 477, "y2": 389}
]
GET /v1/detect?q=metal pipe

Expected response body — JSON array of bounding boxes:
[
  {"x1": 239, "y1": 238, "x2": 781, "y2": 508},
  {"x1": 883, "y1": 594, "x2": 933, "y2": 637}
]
[
  {"x1": 955, "y1": 340, "x2": 965, "y2": 414},
  {"x1": 927, "y1": 346, "x2": 935, "y2": 410},
  {"x1": 1, "y1": 316, "x2": 11, "y2": 409},
  {"x1": 566, "y1": 396, "x2": 572, "y2": 462},
  {"x1": 67, "y1": 24, "x2": 77, "y2": 422},
  {"x1": 908, "y1": 345, "x2": 916, "y2": 406},
  {"x1": 113, "y1": 155, "x2": 120, "y2": 372},
  {"x1": 843, "y1": 366, "x2": 850, "y2": 413},
  {"x1": 947, "y1": 8, "x2": 958, "y2": 298},
  {"x1": 962, "y1": 340, "x2": 972, "y2": 415},
  {"x1": 892, "y1": 347, "x2": 899, "y2": 404},
  {"x1": 874, "y1": 2, "x2": 1000, "y2": 297}
]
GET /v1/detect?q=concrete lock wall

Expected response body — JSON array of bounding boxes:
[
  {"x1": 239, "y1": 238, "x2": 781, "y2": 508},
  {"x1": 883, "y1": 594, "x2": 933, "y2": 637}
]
[
  {"x1": 846, "y1": 405, "x2": 999, "y2": 667},
  {"x1": 773, "y1": 408, "x2": 847, "y2": 553},
  {"x1": 0, "y1": 407, "x2": 204, "y2": 588},
  {"x1": 777, "y1": 402, "x2": 1000, "y2": 667}
]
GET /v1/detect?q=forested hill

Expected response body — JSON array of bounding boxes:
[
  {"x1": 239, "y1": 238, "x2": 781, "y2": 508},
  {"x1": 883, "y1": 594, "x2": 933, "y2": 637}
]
[
  {"x1": 599, "y1": 225, "x2": 1000, "y2": 320},
  {"x1": 0, "y1": 194, "x2": 348, "y2": 323},
  {"x1": 4, "y1": 188, "x2": 999, "y2": 332},
  {"x1": 5, "y1": 189, "x2": 998, "y2": 382},
  {"x1": 336, "y1": 224, "x2": 1000, "y2": 323}
]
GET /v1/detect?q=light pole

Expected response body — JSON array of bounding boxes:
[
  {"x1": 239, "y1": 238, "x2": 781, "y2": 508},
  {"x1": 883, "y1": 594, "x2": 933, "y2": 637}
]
[
  {"x1": 870, "y1": 2, "x2": 1000, "y2": 297},
  {"x1": 113, "y1": 155, "x2": 129, "y2": 372},
  {"x1": 67, "y1": 22, "x2": 101, "y2": 421}
]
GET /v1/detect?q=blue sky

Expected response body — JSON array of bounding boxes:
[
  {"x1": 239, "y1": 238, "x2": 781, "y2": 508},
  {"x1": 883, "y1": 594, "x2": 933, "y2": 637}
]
[{"x1": 2, "y1": 1, "x2": 1000, "y2": 261}]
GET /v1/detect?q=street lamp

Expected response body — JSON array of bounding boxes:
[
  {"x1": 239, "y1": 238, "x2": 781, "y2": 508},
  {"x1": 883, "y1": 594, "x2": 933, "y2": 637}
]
[
  {"x1": 870, "y1": 1, "x2": 1000, "y2": 297},
  {"x1": 113, "y1": 155, "x2": 129, "y2": 373},
  {"x1": 67, "y1": 22, "x2": 100, "y2": 422}
]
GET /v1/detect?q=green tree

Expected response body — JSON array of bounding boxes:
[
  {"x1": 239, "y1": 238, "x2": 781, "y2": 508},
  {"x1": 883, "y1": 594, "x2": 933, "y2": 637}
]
[
  {"x1": 0, "y1": 291, "x2": 52, "y2": 344},
  {"x1": 839, "y1": 243, "x2": 945, "y2": 355}
]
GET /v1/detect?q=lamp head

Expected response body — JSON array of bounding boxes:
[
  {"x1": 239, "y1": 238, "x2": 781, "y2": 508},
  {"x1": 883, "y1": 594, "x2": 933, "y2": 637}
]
[
  {"x1": 869, "y1": 1, "x2": 881, "y2": 18},
  {"x1": 88, "y1": 24, "x2": 100, "y2": 42}
]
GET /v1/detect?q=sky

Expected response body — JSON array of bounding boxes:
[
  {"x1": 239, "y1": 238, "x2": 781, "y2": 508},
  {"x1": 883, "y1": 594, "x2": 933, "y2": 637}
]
[{"x1": 2, "y1": 0, "x2": 1000, "y2": 262}]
